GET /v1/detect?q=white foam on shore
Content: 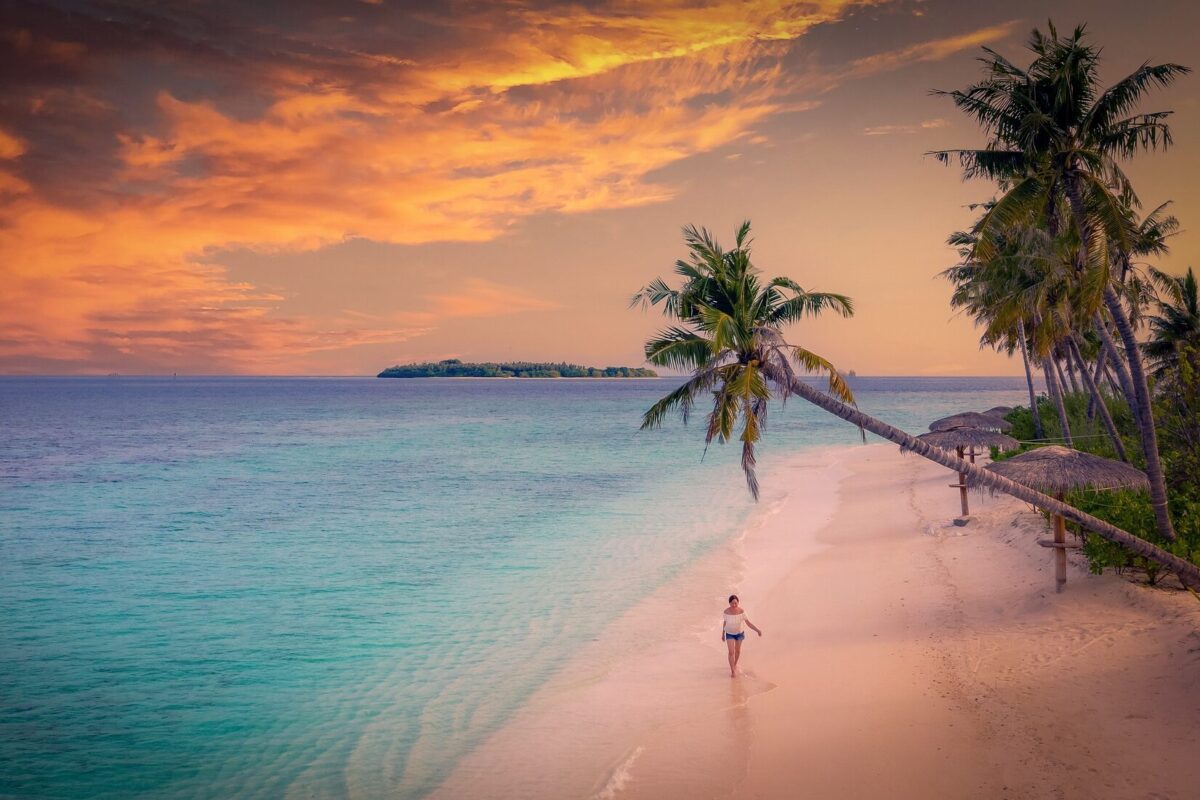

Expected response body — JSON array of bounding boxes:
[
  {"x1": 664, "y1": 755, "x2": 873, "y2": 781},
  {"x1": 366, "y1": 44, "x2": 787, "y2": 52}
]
[{"x1": 592, "y1": 746, "x2": 645, "y2": 800}]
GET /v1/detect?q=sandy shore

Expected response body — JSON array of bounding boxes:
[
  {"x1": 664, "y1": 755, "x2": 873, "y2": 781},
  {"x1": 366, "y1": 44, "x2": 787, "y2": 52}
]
[{"x1": 429, "y1": 444, "x2": 1200, "y2": 799}]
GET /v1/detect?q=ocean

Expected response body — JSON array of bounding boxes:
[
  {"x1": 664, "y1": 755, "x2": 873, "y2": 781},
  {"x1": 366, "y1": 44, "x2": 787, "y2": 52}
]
[{"x1": 0, "y1": 376, "x2": 1033, "y2": 799}]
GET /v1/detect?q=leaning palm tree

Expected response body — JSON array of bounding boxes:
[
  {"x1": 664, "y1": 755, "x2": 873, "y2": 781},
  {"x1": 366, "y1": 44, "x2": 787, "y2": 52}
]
[
  {"x1": 632, "y1": 222, "x2": 856, "y2": 499},
  {"x1": 930, "y1": 21, "x2": 1188, "y2": 541},
  {"x1": 634, "y1": 222, "x2": 1200, "y2": 588}
]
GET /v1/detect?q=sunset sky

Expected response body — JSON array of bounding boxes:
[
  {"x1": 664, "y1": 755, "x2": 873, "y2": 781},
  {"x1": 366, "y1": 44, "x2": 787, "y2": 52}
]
[{"x1": 2, "y1": 0, "x2": 1198, "y2": 375}]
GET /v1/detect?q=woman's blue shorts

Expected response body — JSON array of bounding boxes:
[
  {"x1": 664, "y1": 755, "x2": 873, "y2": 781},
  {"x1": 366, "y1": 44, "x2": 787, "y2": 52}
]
[{"x1": 724, "y1": 632, "x2": 745, "y2": 641}]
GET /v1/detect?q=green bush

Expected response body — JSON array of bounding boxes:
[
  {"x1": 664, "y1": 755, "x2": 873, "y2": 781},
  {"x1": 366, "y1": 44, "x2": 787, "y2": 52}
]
[{"x1": 1000, "y1": 378, "x2": 1199, "y2": 584}]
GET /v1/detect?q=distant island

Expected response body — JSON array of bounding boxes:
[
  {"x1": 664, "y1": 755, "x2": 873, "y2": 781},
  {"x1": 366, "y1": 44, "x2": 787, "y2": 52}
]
[{"x1": 378, "y1": 359, "x2": 658, "y2": 378}]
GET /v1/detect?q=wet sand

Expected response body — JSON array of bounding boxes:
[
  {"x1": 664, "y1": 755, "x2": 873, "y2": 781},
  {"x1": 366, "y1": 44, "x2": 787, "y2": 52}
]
[{"x1": 429, "y1": 444, "x2": 1200, "y2": 799}]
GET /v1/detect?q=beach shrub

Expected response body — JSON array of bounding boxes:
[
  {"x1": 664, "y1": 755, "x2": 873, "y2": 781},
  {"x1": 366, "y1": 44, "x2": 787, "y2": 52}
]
[
  {"x1": 1002, "y1": 391, "x2": 1137, "y2": 462},
  {"x1": 1155, "y1": 344, "x2": 1200, "y2": 494},
  {"x1": 1001, "y1": 384, "x2": 1199, "y2": 584}
]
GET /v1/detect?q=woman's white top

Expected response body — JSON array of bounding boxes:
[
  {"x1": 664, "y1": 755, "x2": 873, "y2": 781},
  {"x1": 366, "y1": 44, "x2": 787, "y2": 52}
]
[{"x1": 723, "y1": 612, "x2": 745, "y2": 634}]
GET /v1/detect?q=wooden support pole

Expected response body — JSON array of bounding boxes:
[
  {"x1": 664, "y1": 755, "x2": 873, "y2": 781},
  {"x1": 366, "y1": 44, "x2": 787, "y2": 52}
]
[
  {"x1": 955, "y1": 446, "x2": 969, "y2": 516},
  {"x1": 1054, "y1": 490, "x2": 1067, "y2": 593}
]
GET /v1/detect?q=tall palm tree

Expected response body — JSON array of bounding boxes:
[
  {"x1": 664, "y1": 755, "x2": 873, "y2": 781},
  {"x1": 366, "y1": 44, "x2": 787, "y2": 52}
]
[
  {"x1": 944, "y1": 226, "x2": 1046, "y2": 436},
  {"x1": 930, "y1": 22, "x2": 1188, "y2": 541},
  {"x1": 634, "y1": 222, "x2": 1200, "y2": 588},
  {"x1": 1145, "y1": 267, "x2": 1200, "y2": 380},
  {"x1": 943, "y1": 221, "x2": 1076, "y2": 444}
]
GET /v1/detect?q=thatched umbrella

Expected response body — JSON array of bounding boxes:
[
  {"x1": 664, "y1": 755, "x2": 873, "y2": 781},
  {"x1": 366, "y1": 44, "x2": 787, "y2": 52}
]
[
  {"x1": 979, "y1": 446, "x2": 1150, "y2": 592},
  {"x1": 983, "y1": 405, "x2": 1013, "y2": 418},
  {"x1": 905, "y1": 427, "x2": 1020, "y2": 517},
  {"x1": 929, "y1": 411, "x2": 1013, "y2": 433}
]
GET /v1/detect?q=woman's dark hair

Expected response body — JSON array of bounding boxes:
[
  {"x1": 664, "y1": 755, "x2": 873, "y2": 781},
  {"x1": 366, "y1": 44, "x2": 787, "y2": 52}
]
[{"x1": 728, "y1": 594, "x2": 739, "y2": 603}]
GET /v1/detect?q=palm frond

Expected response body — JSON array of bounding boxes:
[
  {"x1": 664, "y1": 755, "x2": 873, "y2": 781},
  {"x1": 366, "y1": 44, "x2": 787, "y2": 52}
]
[
  {"x1": 1095, "y1": 112, "x2": 1176, "y2": 159},
  {"x1": 643, "y1": 326, "x2": 714, "y2": 370},
  {"x1": 971, "y1": 176, "x2": 1048, "y2": 261},
  {"x1": 740, "y1": 397, "x2": 761, "y2": 500},
  {"x1": 1077, "y1": 170, "x2": 1132, "y2": 255},
  {"x1": 630, "y1": 277, "x2": 680, "y2": 312},
  {"x1": 927, "y1": 148, "x2": 1027, "y2": 180},
  {"x1": 791, "y1": 346, "x2": 854, "y2": 405},
  {"x1": 1085, "y1": 62, "x2": 1191, "y2": 135},
  {"x1": 640, "y1": 369, "x2": 718, "y2": 430},
  {"x1": 766, "y1": 286, "x2": 854, "y2": 325},
  {"x1": 705, "y1": 367, "x2": 743, "y2": 445}
]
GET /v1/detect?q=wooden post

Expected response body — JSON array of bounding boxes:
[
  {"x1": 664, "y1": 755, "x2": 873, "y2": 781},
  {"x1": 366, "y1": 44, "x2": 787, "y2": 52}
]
[
  {"x1": 956, "y1": 446, "x2": 969, "y2": 516},
  {"x1": 1054, "y1": 490, "x2": 1067, "y2": 593}
]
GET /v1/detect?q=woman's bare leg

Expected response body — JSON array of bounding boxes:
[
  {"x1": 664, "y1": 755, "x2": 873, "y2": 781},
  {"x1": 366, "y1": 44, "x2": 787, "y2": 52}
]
[
  {"x1": 726, "y1": 638, "x2": 738, "y2": 677},
  {"x1": 733, "y1": 639, "x2": 743, "y2": 673}
]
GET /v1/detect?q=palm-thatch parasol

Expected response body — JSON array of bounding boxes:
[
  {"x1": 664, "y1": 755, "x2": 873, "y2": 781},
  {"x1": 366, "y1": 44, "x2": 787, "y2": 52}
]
[
  {"x1": 916, "y1": 427, "x2": 1020, "y2": 455},
  {"x1": 903, "y1": 427, "x2": 1020, "y2": 517},
  {"x1": 929, "y1": 411, "x2": 1013, "y2": 433},
  {"x1": 979, "y1": 446, "x2": 1150, "y2": 592},
  {"x1": 982, "y1": 405, "x2": 1013, "y2": 418}
]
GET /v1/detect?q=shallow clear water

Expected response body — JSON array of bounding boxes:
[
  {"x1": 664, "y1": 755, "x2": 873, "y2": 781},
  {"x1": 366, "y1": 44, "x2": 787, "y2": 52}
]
[{"x1": 1, "y1": 376, "x2": 1032, "y2": 799}]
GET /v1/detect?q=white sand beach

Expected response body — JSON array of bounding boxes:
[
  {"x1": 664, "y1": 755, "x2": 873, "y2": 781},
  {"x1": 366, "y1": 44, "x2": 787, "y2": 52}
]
[{"x1": 429, "y1": 443, "x2": 1200, "y2": 800}]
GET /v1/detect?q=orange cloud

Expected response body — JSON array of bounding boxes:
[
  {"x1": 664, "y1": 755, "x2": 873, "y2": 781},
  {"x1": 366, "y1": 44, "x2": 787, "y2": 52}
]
[
  {"x1": 0, "y1": 127, "x2": 26, "y2": 159},
  {"x1": 0, "y1": 2, "x2": 1017, "y2": 373},
  {"x1": 423, "y1": 279, "x2": 559, "y2": 320},
  {"x1": 863, "y1": 117, "x2": 949, "y2": 135},
  {"x1": 405, "y1": 1, "x2": 861, "y2": 99},
  {"x1": 841, "y1": 20, "x2": 1021, "y2": 80}
]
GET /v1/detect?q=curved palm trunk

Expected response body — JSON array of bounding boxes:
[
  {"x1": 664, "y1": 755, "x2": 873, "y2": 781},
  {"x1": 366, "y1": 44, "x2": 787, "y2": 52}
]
[
  {"x1": 1063, "y1": 177, "x2": 1175, "y2": 541},
  {"x1": 1054, "y1": 351, "x2": 1074, "y2": 397},
  {"x1": 1063, "y1": 346, "x2": 1081, "y2": 394},
  {"x1": 1086, "y1": 353, "x2": 1105, "y2": 420},
  {"x1": 1068, "y1": 336, "x2": 1128, "y2": 462},
  {"x1": 1102, "y1": 361, "x2": 1121, "y2": 397},
  {"x1": 1104, "y1": 287, "x2": 1177, "y2": 542},
  {"x1": 1018, "y1": 322, "x2": 1044, "y2": 438},
  {"x1": 1095, "y1": 314, "x2": 1139, "y2": 417},
  {"x1": 763, "y1": 368, "x2": 1200, "y2": 590},
  {"x1": 1043, "y1": 356, "x2": 1074, "y2": 446}
]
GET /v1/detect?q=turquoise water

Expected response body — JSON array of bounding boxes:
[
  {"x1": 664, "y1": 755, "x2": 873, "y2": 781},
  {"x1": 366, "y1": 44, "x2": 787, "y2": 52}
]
[{"x1": 1, "y1": 376, "x2": 1033, "y2": 799}]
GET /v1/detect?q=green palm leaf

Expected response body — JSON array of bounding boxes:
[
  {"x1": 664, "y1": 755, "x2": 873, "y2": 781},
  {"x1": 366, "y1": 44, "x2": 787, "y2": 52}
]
[{"x1": 633, "y1": 222, "x2": 857, "y2": 498}]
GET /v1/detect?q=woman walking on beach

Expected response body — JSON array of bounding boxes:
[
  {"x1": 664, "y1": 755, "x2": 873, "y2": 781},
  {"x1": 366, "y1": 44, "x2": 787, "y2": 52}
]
[{"x1": 722, "y1": 595, "x2": 762, "y2": 677}]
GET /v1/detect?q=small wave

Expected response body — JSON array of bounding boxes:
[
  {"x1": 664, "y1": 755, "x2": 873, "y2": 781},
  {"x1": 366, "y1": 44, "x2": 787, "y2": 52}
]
[{"x1": 592, "y1": 745, "x2": 644, "y2": 800}]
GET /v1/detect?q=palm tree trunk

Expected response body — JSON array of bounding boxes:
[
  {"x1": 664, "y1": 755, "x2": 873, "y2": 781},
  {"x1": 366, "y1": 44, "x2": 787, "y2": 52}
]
[
  {"x1": 1062, "y1": 177, "x2": 1174, "y2": 541},
  {"x1": 1018, "y1": 322, "x2": 1044, "y2": 438},
  {"x1": 1103, "y1": 362, "x2": 1122, "y2": 397},
  {"x1": 1086, "y1": 354, "x2": 1105, "y2": 420},
  {"x1": 1096, "y1": 314, "x2": 1139, "y2": 417},
  {"x1": 1103, "y1": 287, "x2": 1177, "y2": 542},
  {"x1": 1069, "y1": 336, "x2": 1128, "y2": 462},
  {"x1": 1063, "y1": 345, "x2": 1080, "y2": 394},
  {"x1": 1044, "y1": 356, "x2": 1074, "y2": 447},
  {"x1": 1054, "y1": 351, "x2": 1072, "y2": 398},
  {"x1": 764, "y1": 369, "x2": 1200, "y2": 590}
]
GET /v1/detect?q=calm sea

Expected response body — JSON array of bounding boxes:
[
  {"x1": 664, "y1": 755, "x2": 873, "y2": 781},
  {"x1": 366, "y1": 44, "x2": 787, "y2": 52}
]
[{"x1": 1, "y1": 376, "x2": 1032, "y2": 799}]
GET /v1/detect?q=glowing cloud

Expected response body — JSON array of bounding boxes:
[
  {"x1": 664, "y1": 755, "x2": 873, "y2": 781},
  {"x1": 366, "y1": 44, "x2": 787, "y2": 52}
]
[{"x1": 0, "y1": 2, "x2": 1019, "y2": 373}]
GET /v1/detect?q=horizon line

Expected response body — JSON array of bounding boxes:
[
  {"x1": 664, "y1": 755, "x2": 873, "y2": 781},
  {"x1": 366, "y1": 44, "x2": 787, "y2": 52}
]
[{"x1": 0, "y1": 373, "x2": 1036, "y2": 379}]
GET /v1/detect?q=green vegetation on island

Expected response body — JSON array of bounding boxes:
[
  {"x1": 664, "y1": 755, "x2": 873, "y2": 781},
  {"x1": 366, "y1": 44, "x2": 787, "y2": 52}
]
[{"x1": 378, "y1": 359, "x2": 657, "y2": 378}]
